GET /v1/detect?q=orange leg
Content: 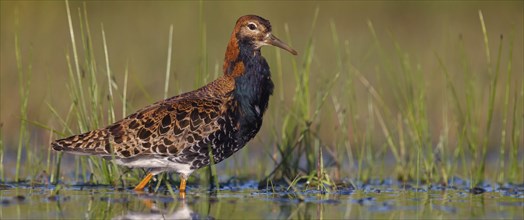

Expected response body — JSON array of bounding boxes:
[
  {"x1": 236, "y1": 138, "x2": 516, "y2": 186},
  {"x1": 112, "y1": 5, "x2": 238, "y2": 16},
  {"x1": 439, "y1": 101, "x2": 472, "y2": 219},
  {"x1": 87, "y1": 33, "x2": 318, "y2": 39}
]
[
  {"x1": 134, "y1": 173, "x2": 154, "y2": 191},
  {"x1": 179, "y1": 178, "x2": 187, "y2": 199},
  {"x1": 179, "y1": 178, "x2": 187, "y2": 192}
]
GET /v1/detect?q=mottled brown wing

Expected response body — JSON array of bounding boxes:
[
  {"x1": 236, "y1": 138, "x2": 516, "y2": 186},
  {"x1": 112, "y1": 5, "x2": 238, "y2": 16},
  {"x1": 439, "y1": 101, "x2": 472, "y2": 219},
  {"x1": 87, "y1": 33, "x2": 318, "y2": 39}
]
[{"x1": 52, "y1": 96, "x2": 228, "y2": 159}]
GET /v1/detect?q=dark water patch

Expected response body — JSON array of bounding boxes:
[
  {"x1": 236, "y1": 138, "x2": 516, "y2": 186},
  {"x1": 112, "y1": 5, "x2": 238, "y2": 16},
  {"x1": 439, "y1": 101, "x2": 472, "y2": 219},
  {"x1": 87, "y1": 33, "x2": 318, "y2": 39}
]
[
  {"x1": 413, "y1": 187, "x2": 428, "y2": 192},
  {"x1": 14, "y1": 195, "x2": 25, "y2": 201},
  {"x1": 363, "y1": 186, "x2": 382, "y2": 193},
  {"x1": 0, "y1": 184, "x2": 12, "y2": 190},
  {"x1": 496, "y1": 183, "x2": 524, "y2": 198},
  {"x1": 470, "y1": 187, "x2": 487, "y2": 195},
  {"x1": 46, "y1": 195, "x2": 71, "y2": 202},
  {"x1": 333, "y1": 188, "x2": 354, "y2": 195},
  {"x1": 428, "y1": 184, "x2": 447, "y2": 191},
  {"x1": 354, "y1": 196, "x2": 375, "y2": 206},
  {"x1": 1, "y1": 195, "x2": 26, "y2": 206}
]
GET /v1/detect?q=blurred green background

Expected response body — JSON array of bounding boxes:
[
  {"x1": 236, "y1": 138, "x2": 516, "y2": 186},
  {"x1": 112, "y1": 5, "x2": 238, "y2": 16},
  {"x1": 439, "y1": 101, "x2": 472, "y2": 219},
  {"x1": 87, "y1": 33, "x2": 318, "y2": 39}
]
[{"x1": 0, "y1": 1, "x2": 522, "y2": 181}]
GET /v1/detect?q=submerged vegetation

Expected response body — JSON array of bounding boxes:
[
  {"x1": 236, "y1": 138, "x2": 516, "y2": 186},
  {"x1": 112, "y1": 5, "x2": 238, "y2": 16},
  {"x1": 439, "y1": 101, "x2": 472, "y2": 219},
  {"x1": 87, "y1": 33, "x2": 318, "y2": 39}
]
[{"x1": 0, "y1": 1, "x2": 522, "y2": 197}]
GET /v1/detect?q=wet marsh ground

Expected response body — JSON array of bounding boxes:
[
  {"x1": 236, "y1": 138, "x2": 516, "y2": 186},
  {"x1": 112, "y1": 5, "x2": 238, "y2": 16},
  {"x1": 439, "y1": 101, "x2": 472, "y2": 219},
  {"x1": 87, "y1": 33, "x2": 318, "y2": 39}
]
[{"x1": 1, "y1": 177, "x2": 523, "y2": 219}]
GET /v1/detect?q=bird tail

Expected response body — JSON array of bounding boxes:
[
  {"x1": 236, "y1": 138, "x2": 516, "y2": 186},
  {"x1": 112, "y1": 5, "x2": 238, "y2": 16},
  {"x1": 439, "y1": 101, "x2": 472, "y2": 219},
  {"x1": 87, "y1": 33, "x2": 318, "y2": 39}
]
[{"x1": 51, "y1": 129, "x2": 111, "y2": 156}]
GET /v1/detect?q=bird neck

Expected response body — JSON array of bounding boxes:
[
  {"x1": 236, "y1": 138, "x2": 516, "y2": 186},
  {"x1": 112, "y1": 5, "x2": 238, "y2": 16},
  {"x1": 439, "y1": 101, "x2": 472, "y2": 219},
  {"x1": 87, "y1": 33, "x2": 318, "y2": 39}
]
[
  {"x1": 223, "y1": 34, "x2": 263, "y2": 78},
  {"x1": 227, "y1": 38, "x2": 274, "y2": 144}
]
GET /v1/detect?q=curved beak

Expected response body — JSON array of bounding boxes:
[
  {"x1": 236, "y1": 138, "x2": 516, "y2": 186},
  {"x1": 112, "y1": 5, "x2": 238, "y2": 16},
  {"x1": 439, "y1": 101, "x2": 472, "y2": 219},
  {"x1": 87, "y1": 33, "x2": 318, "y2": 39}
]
[{"x1": 264, "y1": 33, "x2": 298, "y2": 55}]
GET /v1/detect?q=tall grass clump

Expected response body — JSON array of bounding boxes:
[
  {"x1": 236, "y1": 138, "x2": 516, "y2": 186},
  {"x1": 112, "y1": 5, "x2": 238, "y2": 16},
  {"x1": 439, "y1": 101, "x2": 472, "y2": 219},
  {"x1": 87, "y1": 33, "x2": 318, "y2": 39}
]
[
  {"x1": 329, "y1": 20, "x2": 366, "y2": 184},
  {"x1": 328, "y1": 19, "x2": 439, "y2": 186},
  {"x1": 437, "y1": 11, "x2": 519, "y2": 186},
  {"x1": 0, "y1": 124, "x2": 3, "y2": 181},
  {"x1": 322, "y1": 10, "x2": 521, "y2": 187},
  {"x1": 476, "y1": 10, "x2": 502, "y2": 185},
  {"x1": 501, "y1": 26, "x2": 522, "y2": 184},
  {"x1": 263, "y1": 8, "x2": 340, "y2": 191},
  {"x1": 509, "y1": 79, "x2": 522, "y2": 183},
  {"x1": 497, "y1": 24, "x2": 517, "y2": 184},
  {"x1": 48, "y1": 1, "x2": 127, "y2": 186},
  {"x1": 14, "y1": 11, "x2": 33, "y2": 182}
]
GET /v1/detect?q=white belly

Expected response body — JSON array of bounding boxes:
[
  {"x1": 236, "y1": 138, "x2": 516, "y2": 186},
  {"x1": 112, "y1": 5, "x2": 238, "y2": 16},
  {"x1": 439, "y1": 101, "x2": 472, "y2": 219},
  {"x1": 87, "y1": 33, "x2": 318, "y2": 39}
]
[{"x1": 113, "y1": 158, "x2": 194, "y2": 178}]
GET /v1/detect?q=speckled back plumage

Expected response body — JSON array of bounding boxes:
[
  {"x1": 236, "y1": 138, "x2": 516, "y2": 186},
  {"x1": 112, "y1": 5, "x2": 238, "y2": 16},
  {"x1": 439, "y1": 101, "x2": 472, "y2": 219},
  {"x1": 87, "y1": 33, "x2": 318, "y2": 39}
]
[{"x1": 52, "y1": 15, "x2": 284, "y2": 173}]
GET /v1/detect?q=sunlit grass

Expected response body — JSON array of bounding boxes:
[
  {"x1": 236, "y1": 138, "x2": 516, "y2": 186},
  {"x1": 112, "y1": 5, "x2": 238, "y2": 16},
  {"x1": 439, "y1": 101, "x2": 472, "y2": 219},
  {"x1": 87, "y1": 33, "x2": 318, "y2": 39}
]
[
  {"x1": 48, "y1": 1, "x2": 125, "y2": 186},
  {"x1": 14, "y1": 11, "x2": 32, "y2": 182},
  {"x1": 0, "y1": 124, "x2": 4, "y2": 182},
  {"x1": 2, "y1": 1, "x2": 522, "y2": 193}
]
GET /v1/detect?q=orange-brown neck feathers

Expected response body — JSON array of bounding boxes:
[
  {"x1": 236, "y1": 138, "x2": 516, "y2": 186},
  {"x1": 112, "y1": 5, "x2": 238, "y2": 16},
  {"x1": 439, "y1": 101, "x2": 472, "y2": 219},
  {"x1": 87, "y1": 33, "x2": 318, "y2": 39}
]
[{"x1": 223, "y1": 31, "x2": 243, "y2": 77}]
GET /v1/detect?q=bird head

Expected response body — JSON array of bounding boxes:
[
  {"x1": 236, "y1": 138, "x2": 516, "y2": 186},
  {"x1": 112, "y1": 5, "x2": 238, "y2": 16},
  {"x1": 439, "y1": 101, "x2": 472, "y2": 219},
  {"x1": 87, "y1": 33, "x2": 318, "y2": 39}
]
[
  {"x1": 234, "y1": 15, "x2": 297, "y2": 55},
  {"x1": 223, "y1": 15, "x2": 297, "y2": 77}
]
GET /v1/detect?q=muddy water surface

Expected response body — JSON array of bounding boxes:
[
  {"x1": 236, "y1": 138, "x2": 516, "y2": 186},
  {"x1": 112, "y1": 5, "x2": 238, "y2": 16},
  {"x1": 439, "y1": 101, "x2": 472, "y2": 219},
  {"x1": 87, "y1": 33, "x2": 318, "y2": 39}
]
[{"x1": 1, "y1": 181, "x2": 523, "y2": 219}]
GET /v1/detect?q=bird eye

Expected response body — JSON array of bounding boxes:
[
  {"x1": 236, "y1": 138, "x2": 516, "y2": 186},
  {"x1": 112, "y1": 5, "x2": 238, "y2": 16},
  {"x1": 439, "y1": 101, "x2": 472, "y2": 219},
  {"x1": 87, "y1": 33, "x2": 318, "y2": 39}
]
[{"x1": 247, "y1": 23, "x2": 257, "y2": 30}]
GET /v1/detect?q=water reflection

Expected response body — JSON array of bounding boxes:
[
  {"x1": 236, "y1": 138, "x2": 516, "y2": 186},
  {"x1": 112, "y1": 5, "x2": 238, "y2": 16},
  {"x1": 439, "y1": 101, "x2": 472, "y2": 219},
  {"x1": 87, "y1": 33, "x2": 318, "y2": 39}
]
[
  {"x1": 113, "y1": 200, "x2": 199, "y2": 220},
  {"x1": 112, "y1": 192, "x2": 210, "y2": 220}
]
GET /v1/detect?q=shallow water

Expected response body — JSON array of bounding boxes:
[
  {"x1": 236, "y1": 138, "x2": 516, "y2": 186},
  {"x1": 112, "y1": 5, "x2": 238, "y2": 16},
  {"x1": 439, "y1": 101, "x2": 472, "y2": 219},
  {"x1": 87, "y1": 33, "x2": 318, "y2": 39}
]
[{"x1": 1, "y1": 181, "x2": 523, "y2": 219}]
